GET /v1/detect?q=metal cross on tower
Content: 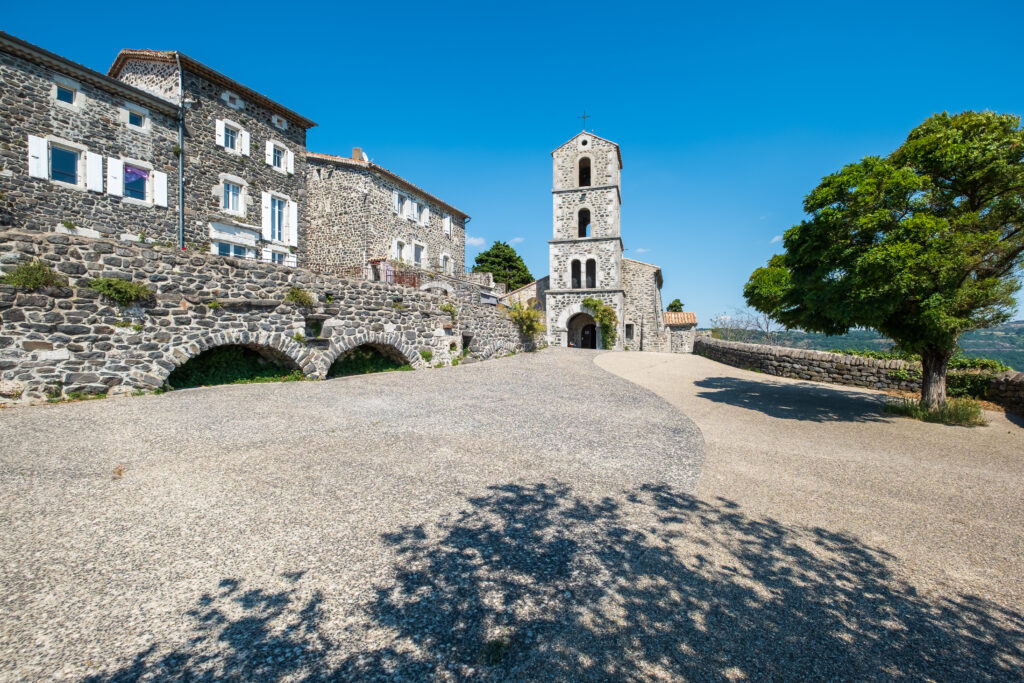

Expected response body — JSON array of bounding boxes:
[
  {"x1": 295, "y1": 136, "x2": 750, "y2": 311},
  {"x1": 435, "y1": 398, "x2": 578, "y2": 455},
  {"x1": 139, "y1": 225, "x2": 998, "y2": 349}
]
[{"x1": 579, "y1": 110, "x2": 590, "y2": 130}]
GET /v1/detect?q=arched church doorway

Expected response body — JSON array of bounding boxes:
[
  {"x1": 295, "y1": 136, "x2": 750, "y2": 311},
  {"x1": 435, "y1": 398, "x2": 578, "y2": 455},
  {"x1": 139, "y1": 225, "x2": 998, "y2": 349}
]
[{"x1": 567, "y1": 312, "x2": 598, "y2": 349}]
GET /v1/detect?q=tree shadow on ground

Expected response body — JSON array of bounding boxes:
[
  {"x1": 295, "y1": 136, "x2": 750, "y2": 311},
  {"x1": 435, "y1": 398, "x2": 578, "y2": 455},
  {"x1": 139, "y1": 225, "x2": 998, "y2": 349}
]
[
  {"x1": 88, "y1": 483, "x2": 1024, "y2": 681},
  {"x1": 694, "y1": 375, "x2": 891, "y2": 422}
]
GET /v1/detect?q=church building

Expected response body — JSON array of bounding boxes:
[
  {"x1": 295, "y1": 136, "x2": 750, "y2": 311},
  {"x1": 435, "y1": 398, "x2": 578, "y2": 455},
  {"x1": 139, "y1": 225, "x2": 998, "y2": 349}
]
[{"x1": 504, "y1": 131, "x2": 673, "y2": 351}]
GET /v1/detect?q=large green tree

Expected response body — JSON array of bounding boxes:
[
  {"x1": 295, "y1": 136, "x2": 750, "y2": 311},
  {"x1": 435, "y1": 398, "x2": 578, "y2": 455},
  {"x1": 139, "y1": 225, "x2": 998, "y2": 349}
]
[
  {"x1": 472, "y1": 241, "x2": 534, "y2": 291},
  {"x1": 744, "y1": 111, "x2": 1024, "y2": 408},
  {"x1": 666, "y1": 298, "x2": 684, "y2": 312}
]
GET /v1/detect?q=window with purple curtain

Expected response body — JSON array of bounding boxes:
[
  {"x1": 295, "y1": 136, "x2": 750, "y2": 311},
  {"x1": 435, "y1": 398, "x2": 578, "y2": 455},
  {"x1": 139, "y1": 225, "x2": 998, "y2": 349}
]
[{"x1": 124, "y1": 165, "x2": 149, "y2": 200}]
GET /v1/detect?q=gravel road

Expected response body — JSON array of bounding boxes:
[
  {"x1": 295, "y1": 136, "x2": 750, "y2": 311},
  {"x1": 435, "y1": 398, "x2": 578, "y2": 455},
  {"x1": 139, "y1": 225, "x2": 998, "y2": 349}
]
[{"x1": 1, "y1": 348, "x2": 705, "y2": 681}]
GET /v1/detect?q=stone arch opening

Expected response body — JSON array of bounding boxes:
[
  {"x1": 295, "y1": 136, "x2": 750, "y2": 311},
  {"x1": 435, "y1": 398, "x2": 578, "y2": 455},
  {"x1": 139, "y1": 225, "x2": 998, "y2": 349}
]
[
  {"x1": 324, "y1": 331, "x2": 423, "y2": 374},
  {"x1": 419, "y1": 280, "x2": 455, "y2": 296},
  {"x1": 571, "y1": 259, "x2": 581, "y2": 289},
  {"x1": 578, "y1": 157, "x2": 591, "y2": 187},
  {"x1": 567, "y1": 312, "x2": 598, "y2": 349},
  {"x1": 578, "y1": 208, "x2": 591, "y2": 237},
  {"x1": 165, "y1": 343, "x2": 304, "y2": 389},
  {"x1": 585, "y1": 259, "x2": 597, "y2": 288},
  {"x1": 327, "y1": 343, "x2": 414, "y2": 378}
]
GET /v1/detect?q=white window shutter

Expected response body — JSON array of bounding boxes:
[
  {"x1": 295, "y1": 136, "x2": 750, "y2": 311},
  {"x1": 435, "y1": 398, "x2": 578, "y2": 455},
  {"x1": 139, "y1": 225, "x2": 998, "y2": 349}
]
[
  {"x1": 287, "y1": 200, "x2": 298, "y2": 246},
  {"x1": 261, "y1": 247, "x2": 273, "y2": 262},
  {"x1": 85, "y1": 152, "x2": 103, "y2": 192},
  {"x1": 286, "y1": 149, "x2": 294, "y2": 174},
  {"x1": 265, "y1": 141, "x2": 274, "y2": 165},
  {"x1": 392, "y1": 191, "x2": 400, "y2": 214},
  {"x1": 261, "y1": 192, "x2": 272, "y2": 240},
  {"x1": 422, "y1": 205, "x2": 430, "y2": 226},
  {"x1": 107, "y1": 158, "x2": 123, "y2": 197},
  {"x1": 27, "y1": 135, "x2": 47, "y2": 179},
  {"x1": 215, "y1": 119, "x2": 225, "y2": 147},
  {"x1": 153, "y1": 171, "x2": 168, "y2": 207},
  {"x1": 240, "y1": 130, "x2": 250, "y2": 156}
]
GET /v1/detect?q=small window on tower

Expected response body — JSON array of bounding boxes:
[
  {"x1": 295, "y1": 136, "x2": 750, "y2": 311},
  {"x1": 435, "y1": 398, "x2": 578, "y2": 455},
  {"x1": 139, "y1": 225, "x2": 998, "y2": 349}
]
[
  {"x1": 571, "y1": 260, "x2": 581, "y2": 289},
  {"x1": 578, "y1": 157, "x2": 591, "y2": 187},
  {"x1": 625, "y1": 324, "x2": 634, "y2": 341},
  {"x1": 585, "y1": 259, "x2": 596, "y2": 288},
  {"x1": 578, "y1": 208, "x2": 591, "y2": 237}
]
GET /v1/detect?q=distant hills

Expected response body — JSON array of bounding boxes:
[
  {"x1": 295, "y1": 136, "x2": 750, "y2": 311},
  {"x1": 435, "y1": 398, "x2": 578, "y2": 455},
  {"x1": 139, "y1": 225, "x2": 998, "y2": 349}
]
[{"x1": 705, "y1": 321, "x2": 1024, "y2": 371}]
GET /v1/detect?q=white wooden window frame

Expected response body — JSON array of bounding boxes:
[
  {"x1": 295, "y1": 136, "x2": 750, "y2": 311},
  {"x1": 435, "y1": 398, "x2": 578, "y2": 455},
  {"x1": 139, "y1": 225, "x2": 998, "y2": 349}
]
[
  {"x1": 443, "y1": 213, "x2": 452, "y2": 237},
  {"x1": 262, "y1": 191, "x2": 297, "y2": 247},
  {"x1": 440, "y1": 252, "x2": 452, "y2": 275},
  {"x1": 216, "y1": 119, "x2": 249, "y2": 156},
  {"x1": 41, "y1": 136, "x2": 88, "y2": 192},
  {"x1": 218, "y1": 173, "x2": 248, "y2": 218},
  {"x1": 412, "y1": 241, "x2": 427, "y2": 268},
  {"x1": 265, "y1": 140, "x2": 293, "y2": 174},
  {"x1": 118, "y1": 157, "x2": 157, "y2": 207}
]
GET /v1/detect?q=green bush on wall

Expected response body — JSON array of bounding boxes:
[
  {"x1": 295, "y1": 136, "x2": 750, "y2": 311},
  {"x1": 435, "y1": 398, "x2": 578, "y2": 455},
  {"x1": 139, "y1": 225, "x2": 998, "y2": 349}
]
[
  {"x1": 582, "y1": 297, "x2": 618, "y2": 349},
  {"x1": 1, "y1": 261, "x2": 67, "y2": 290},
  {"x1": 88, "y1": 278, "x2": 153, "y2": 307}
]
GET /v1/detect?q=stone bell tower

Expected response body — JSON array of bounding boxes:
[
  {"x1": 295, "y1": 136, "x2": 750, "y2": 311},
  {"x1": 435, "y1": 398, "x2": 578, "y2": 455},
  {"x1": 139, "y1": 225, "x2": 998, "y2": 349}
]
[{"x1": 545, "y1": 131, "x2": 625, "y2": 349}]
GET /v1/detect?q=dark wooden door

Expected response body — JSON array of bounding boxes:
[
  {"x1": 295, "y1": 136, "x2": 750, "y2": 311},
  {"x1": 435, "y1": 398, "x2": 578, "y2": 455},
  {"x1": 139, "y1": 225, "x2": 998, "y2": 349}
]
[{"x1": 581, "y1": 324, "x2": 597, "y2": 349}]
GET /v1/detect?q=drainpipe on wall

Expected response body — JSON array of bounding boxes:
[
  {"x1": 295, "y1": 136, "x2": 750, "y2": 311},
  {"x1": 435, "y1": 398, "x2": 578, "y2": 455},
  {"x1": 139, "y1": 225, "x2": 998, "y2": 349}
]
[{"x1": 175, "y1": 52, "x2": 185, "y2": 250}]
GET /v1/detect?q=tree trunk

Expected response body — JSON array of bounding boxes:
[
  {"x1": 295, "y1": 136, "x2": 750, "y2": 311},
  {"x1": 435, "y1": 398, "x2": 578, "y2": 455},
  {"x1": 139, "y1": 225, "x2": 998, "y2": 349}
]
[{"x1": 920, "y1": 348, "x2": 953, "y2": 410}]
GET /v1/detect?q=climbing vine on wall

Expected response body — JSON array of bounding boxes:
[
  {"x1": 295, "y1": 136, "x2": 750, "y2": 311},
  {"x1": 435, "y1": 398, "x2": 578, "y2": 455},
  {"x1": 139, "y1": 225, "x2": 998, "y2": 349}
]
[{"x1": 582, "y1": 297, "x2": 618, "y2": 349}]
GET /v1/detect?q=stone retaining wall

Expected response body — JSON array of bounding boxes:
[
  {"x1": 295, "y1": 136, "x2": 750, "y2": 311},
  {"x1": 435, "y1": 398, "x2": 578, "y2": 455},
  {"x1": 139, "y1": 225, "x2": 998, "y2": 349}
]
[
  {"x1": 0, "y1": 230, "x2": 527, "y2": 404},
  {"x1": 694, "y1": 337, "x2": 1024, "y2": 415}
]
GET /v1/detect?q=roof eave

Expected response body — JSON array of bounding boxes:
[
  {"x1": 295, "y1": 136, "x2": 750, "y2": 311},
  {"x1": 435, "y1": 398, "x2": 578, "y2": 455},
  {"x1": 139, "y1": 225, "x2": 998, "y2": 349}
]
[
  {"x1": 0, "y1": 32, "x2": 178, "y2": 115},
  {"x1": 307, "y1": 152, "x2": 470, "y2": 220},
  {"x1": 108, "y1": 50, "x2": 317, "y2": 130}
]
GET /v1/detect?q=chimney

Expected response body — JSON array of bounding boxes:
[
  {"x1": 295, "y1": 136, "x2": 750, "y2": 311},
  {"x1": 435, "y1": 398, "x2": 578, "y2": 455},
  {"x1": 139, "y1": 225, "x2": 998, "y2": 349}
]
[{"x1": 352, "y1": 147, "x2": 363, "y2": 161}]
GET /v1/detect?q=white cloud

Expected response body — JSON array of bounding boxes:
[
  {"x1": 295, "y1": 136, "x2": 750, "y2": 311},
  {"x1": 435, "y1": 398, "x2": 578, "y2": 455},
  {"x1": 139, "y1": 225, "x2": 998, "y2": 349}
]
[
  {"x1": 634, "y1": 247, "x2": 650, "y2": 254},
  {"x1": 509, "y1": 237, "x2": 525, "y2": 245},
  {"x1": 465, "y1": 235, "x2": 486, "y2": 247},
  {"x1": 770, "y1": 235, "x2": 782, "y2": 244}
]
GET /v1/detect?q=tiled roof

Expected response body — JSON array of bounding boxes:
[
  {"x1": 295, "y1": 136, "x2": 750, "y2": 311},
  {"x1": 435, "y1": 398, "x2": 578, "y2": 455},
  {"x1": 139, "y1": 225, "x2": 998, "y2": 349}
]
[
  {"x1": 107, "y1": 49, "x2": 317, "y2": 129},
  {"x1": 664, "y1": 311, "x2": 697, "y2": 326},
  {"x1": 307, "y1": 152, "x2": 469, "y2": 219}
]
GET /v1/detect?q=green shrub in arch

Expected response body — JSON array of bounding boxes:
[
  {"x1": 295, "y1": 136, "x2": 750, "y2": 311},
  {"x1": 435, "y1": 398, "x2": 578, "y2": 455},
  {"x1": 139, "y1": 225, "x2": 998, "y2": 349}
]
[
  {"x1": 166, "y1": 345, "x2": 306, "y2": 389},
  {"x1": 327, "y1": 345, "x2": 413, "y2": 378},
  {"x1": 88, "y1": 277, "x2": 153, "y2": 307},
  {"x1": 284, "y1": 287, "x2": 316, "y2": 308},
  {"x1": 1, "y1": 260, "x2": 67, "y2": 289},
  {"x1": 582, "y1": 297, "x2": 618, "y2": 349}
]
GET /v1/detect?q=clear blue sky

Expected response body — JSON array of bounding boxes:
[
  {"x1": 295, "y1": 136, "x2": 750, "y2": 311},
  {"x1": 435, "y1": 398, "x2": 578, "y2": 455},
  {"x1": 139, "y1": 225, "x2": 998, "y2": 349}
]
[{"x1": 9, "y1": 0, "x2": 1023, "y2": 324}]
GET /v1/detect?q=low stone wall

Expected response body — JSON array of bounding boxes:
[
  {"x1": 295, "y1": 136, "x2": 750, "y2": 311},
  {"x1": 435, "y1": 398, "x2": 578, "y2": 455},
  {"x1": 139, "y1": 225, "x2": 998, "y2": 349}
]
[
  {"x1": 693, "y1": 337, "x2": 1024, "y2": 415},
  {"x1": 0, "y1": 230, "x2": 527, "y2": 404}
]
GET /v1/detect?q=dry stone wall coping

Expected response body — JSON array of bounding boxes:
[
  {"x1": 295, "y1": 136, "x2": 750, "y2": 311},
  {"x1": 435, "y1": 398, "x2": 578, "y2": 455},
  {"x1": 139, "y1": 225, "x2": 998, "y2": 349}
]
[{"x1": 694, "y1": 337, "x2": 1024, "y2": 415}]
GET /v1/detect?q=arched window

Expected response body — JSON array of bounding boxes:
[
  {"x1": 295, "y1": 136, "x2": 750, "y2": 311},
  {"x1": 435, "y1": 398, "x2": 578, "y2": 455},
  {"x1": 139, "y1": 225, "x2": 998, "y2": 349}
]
[
  {"x1": 571, "y1": 260, "x2": 581, "y2": 289},
  {"x1": 441, "y1": 254, "x2": 451, "y2": 275},
  {"x1": 585, "y1": 259, "x2": 596, "y2": 288},
  {"x1": 578, "y1": 157, "x2": 591, "y2": 187},
  {"x1": 578, "y1": 208, "x2": 591, "y2": 238}
]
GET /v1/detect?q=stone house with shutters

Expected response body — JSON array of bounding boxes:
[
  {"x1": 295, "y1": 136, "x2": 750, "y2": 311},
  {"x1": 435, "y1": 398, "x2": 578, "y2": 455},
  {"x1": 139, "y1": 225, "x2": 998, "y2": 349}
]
[
  {"x1": 503, "y1": 131, "x2": 686, "y2": 351},
  {"x1": 107, "y1": 48, "x2": 316, "y2": 267},
  {"x1": 304, "y1": 149, "x2": 469, "y2": 279},
  {"x1": 0, "y1": 32, "x2": 179, "y2": 240}
]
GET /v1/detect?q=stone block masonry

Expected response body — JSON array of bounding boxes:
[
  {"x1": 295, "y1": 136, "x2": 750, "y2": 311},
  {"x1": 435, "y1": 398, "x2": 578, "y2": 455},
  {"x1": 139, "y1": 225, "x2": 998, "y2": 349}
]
[
  {"x1": 694, "y1": 337, "x2": 1024, "y2": 415},
  {"x1": 0, "y1": 230, "x2": 527, "y2": 404}
]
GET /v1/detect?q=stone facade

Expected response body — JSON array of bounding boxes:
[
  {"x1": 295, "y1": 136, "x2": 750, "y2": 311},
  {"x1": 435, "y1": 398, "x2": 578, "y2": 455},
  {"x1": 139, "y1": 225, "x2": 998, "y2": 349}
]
[
  {"x1": 621, "y1": 258, "x2": 666, "y2": 351},
  {"x1": 693, "y1": 337, "x2": 1024, "y2": 414},
  {"x1": 0, "y1": 34, "x2": 180, "y2": 242},
  {"x1": 304, "y1": 152, "x2": 467, "y2": 278},
  {"x1": 0, "y1": 230, "x2": 528, "y2": 405},
  {"x1": 110, "y1": 52, "x2": 315, "y2": 266},
  {"x1": 668, "y1": 324, "x2": 697, "y2": 353},
  {"x1": 541, "y1": 132, "x2": 668, "y2": 350},
  {"x1": 503, "y1": 276, "x2": 549, "y2": 310}
]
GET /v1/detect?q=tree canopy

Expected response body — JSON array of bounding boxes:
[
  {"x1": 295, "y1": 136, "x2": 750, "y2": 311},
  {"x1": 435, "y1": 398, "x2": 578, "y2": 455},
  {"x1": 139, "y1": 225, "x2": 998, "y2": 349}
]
[
  {"x1": 472, "y1": 241, "x2": 534, "y2": 291},
  {"x1": 744, "y1": 111, "x2": 1024, "y2": 407},
  {"x1": 666, "y1": 298, "x2": 684, "y2": 312}
]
